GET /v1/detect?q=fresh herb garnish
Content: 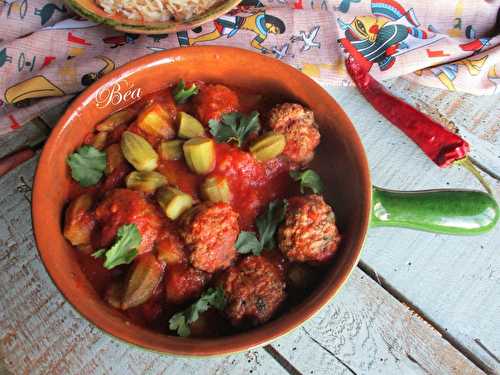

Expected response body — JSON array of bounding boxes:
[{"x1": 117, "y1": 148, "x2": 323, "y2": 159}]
[
  {"x1": 169, "y1": 287, "x2": 226, "y2": 337},
  {"x1": 173, "y1": 80, "x2": 199, "y2": 104},
  {"x1": 91, "y1": 248, "x2": 106, "y2": 258},
  {"x1": 67, "y1": 145, "x2": 107, "y2": 187},
  {"x1": 236, "y1": 199, "x2": 288, "y2": 255},
  {"x1": 235, "y1": 231, "x2": 263, "y2": 255},
  {"x1": 290, "y1": 169, "x2": 324, "y2": 194},
  {"x1": 256, "y1": 199, "x2": 288, "y2": 250},
  {"x1": 92, "y1": 224, "x2": 141, "y2": 269},
  {"x1": 208, "y1": 111, "x2": 260, "y2": 147}
]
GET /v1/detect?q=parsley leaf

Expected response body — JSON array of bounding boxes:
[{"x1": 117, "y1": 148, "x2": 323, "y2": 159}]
[
  {"x1": 256, "y1": 199, "x2": 288, "y2": 250},
  {"x1": 168, "y1": 314, "x2": 190, "y2": 337},
  {"x1": 208, "y1": 111, "x2": 260, "y2": 147},
  {"x1": 91, "y1": 249, "x2": 106, "y2": 258},
  {"x1": 290, "y1": 169, "x2": 324, "y2": 194},
  {"x1": 173, "y1": 80, "x2": 199, "y2": 104},
  {"x1": 67, "y1": 145, "x2": 107, "y2": 187},
  {"x1": 236, "y1": 231, "x2": 263, "y2": 255},
  {"x1": 92, "y1": 224, "x2": 141, "y2": 269},
  {"x1": 169, "y1": 287, "x2": 226, "y2": 337},
  {"x1": 235, "y1": 199, "x2": 288, "y2": 256}
]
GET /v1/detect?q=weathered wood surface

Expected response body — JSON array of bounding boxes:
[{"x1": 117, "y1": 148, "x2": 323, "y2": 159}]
[
  {"x1": 270, "y1": 267, "x2": 482, "y2": 375},
  {"x1": 324, "y1": 81, "x2": 500, "y2": 373},
  {"x1": 0, "y1": 157, "x2": 483, "y2": 374}
]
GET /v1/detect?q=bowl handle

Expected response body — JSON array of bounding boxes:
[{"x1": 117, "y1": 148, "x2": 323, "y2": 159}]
[{"x1": 370, "y1": 186, "x2": 499, "y2": 235}]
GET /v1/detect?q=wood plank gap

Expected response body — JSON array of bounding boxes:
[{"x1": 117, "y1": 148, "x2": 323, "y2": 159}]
[
  {"x1": 406, "y1": 354, "x2": 431, "y2": 375},
  {"x1": 263, "y1": 345, "x2": 303, "y2": 375},
  {"x1": 300, "y1": 327, "x2": 358, "y2": 375},
  {"x1": 474, "y1": 339, "x2": 500, "y2": 365},
  {"x1": 357, "y1": 261, "x2": 493, "y2": 374}
]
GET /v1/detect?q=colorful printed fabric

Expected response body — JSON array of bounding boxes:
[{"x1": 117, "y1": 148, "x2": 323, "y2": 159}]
[{"x1": 0, "y1": 0, "x2": 499, "y2": 135}]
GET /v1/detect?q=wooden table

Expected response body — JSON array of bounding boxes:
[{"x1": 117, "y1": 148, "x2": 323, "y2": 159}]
[{"x1": 1, "y1": 78, "x2": 499, "y2": 375}]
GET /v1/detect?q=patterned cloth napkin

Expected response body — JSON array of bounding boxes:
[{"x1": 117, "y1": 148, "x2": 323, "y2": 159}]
[{"x1": 0, "y1": 0, "x2": 498, "y2": 135}]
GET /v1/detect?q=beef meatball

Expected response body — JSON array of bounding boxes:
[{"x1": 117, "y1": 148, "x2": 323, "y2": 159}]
[
  {"x1": 194, "y1": 84, "x2": 240, "y2": 124},
  {"x1": 220, "y1": 255, "x2": 286, "y2": 326},
  {"x1": 278, "y1": 195, "x2": 341, "y2": 263},
  {"x1": 94, "y1": 189, "x2": 163, "y2": 254},
  {"x1": 165, "y1": 264, "x2": 210, "y2": 304},
  {"x1": 178, "y1": 202, "x2": 239, "y2": 273},
  {"x1": 268, "y1": 103, "x2": 320, "y2": 165}
]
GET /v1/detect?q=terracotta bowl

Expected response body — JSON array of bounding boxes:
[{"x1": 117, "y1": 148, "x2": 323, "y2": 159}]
[
  {"x1": 65, "y1": 0, "x2": 241, "y2": 34},
  {"x1": 33, "y1": 46, "x2": 371, "y2": 356}
]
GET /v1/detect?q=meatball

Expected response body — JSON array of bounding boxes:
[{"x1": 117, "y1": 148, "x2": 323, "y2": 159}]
[
  {"x1": 268, "y1": 103, "x2": 320, "y2": 165},
  {"x1": 179, "y1": 202, "x2": 239, "y2": 273},
  {"x1": 278, "y1": 195, "x2": 341, "y2": 263},
  {"x1": 194, "y1": 84, "x2": 240, "y2": 124},
  {"x1": 220, "y1": 255, "x2": 286, "y2": 326},
  {"x1": 94, "y1": 189, "x2": 163, "y2": 254},
  {"x1": 165, "y1": 264, "x2": 210, "y2": 304}
]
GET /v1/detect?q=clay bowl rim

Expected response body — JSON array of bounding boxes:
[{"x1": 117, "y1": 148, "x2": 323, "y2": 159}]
[
  {"x1": 32, "y1": 46, "x2": 372, "y2": 356},
  {"x1": 65, "y1": 0, "x2": 243, "y2": 35}
]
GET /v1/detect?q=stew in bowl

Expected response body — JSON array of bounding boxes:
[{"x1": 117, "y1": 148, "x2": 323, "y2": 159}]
[
  {"x1": 63, "y1": 80, "x2": 342, "y2": 338},
  {"x1": 32, "y1": 47, "x2": 372, "y2": 356}
]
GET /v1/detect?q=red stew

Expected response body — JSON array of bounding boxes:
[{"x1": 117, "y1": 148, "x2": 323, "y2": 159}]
[{"x1": 64, "y1": 81, "x2": 340, "y2": 337}]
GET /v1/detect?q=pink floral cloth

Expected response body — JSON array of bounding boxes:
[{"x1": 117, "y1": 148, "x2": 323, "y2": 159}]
[{"x1": 0, "y1": 0, "x2": 498, "y2": 135}]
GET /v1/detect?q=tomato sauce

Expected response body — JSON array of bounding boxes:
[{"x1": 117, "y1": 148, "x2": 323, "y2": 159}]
[
  {"x1": 156, "y1": 160, "x2": 203, "y2": 199},
  {"x1": 156, "y1": 143, "x2": 292, "y2": 229},
  {"x1": 74, "y1": 250, "x2": 122, "y2": 295},
  {"x1": 210, "y1": 144, "x2": 292, "y2": 229}
]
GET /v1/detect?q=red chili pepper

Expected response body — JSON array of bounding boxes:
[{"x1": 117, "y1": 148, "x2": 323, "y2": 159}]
[{"x1": 345, "y1": 56, "x2": 469, "y2": 168}]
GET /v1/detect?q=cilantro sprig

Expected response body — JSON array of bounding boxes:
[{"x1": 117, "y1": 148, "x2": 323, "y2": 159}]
[
  {"x1": 208, "y1": 111, "x2": 260, "y2": 147},
  {"x1": 169, "y1": 287, "x2": 226, "y2": 337},
  {"x1": 67, "y1": 145, "x2": 107, "y2": 187},
  {"x1": 235, "y1": 231, "x2": 263, "y2": 255},
  {"x1": 92, "y1": 224, "x2": 141, "y2": 269},
  {"x1": 173, "y1": 80, "x2": 199, "y2": 104},
  {"x1": 290, "y1": 169, "x2": 324, "y2": 194},
  {"x1": 235, "y1": 199, "x2": 288, "y2": 256},
  {"x1": 256, "y1": 199, "x2": 288, "y2": 249}
]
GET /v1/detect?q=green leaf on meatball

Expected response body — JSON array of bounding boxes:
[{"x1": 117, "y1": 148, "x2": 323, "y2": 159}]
[
  {"x1": 208, "y1": 111, "x2": 260, "y2": 147},
  {"x1": 256, "y1": 199, "x2": 288, "y2": 250},
  {"x1": 91, "y1": 224, "x2": 141, "y2": 269},
  {"x1": 290, "y1": 169, "x2": 324, "y2": 194},
  {"x1": 173, "y1": 80, "x2": 199, "y2": 104},
  {"x1": 236, "y1": 231, "x2": 263, "y2": 255},
  {"x1": 169, "y1": 287, "x2": 226, "y2": 337}
]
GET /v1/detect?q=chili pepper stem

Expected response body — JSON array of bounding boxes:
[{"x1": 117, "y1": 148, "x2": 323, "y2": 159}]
[{"x1": 455, "y1": 157, "x2": 493, "y2": 195}]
